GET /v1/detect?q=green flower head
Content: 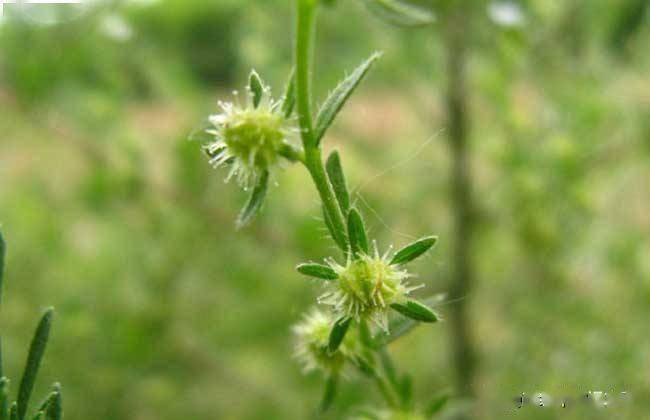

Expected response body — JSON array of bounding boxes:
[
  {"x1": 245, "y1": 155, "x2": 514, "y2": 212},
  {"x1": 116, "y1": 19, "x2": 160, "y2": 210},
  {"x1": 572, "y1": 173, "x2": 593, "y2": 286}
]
[
  {"x1": 292, "y1": 309, "x2": 358, "y2": 374},
  {"x1": 319, "y1": 244, "x2": 422, "y2": 331},
  {"x1": 204, "y1": 70, "x2": 297, "y2": 188}
]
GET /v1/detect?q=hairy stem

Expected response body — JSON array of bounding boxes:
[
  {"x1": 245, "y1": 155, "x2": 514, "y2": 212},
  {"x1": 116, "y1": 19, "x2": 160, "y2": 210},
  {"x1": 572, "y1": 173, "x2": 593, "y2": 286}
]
[{"x1": 295, "y1": 0, "x2": 348, "y2": 250}]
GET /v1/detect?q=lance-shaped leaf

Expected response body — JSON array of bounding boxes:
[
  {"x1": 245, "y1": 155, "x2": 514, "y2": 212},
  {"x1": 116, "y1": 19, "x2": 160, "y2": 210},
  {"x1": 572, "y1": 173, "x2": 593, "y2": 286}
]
[
  {"x1": 248, "y1": 70, "x2": 264, "y2": 108},
  {"x1": 391, "y1": 300, "x2": 438, "y2": 323},
  {"x1": 34, "y1": 392, "x2": 53, "y2": 416},
  {"x1": 390, "y1": 236, "x2": 438, "y2": 266},
  {"x1": 351, "y1": 355, "x2": 376, "y2": 377},
  {"x1": 1, "y1": 377, "x2": 9, "y2": 420},
  {"x1": 0, "y1": 230, "x2": 5, "y2": 307},
  {"x1": 9, "y1": 402, "x2": 17, "y2": 420},
  {"x1": 322, "y1": 205, "x2": 348, "y2": 252},
  {"x1": 31, "y1": 412, "x2": 43, "y2": 420},
  {"x1": 44, "y1": 385, "x2": 61, "y2": 420},
  {"x1": 236, "y1": 170, "x2": 269, "y2": 229},
  {"x1": 320, "y1": 374, "x2": 338, "y2": 412},
  {"x1": 347, "y1": 208, "x2": 369, "y2": 258},
  {"x1": 314, "y1": 52, "x2": 381, "y2": 146},
  {"x1": 363, "y1": 0, "x2": 435, "y2": 27},
  {"x1": 328, "y1": 317, "x2": 351, "y2": 354},
  {"x1": 379, "y1": 294, "x2": 445, "y2": 345},
  {"x1": 17, "y1": 309, "x2": 53, "y2": 420},
  {"x1": 281, "y1": 70, "x2": 296, "y2": 118},
  {"x1": 326, "y1": 151, "x2": 350, "y2": 216},
  {"x1": 296, "y1": 263, "x2": 338, "y2": 280}
]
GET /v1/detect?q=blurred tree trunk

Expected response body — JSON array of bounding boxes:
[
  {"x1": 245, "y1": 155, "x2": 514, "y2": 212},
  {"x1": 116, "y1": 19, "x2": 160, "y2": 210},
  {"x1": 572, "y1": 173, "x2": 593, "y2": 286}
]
[{"x1": 443, "y1": 3, "x2": 478, "y2": 409}]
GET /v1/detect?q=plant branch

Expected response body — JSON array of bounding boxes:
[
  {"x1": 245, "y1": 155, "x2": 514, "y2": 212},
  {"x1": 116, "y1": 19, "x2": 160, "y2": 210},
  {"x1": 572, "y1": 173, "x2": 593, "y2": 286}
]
[{"x1": 295, "y1": 0, "x2": 348, "y2": 250}]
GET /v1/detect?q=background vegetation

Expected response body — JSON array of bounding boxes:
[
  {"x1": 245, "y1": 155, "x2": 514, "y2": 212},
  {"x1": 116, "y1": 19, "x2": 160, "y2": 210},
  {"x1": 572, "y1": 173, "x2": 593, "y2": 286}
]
[{"x1": 0, "y1": 0, "x2": 648, "y2": 418}]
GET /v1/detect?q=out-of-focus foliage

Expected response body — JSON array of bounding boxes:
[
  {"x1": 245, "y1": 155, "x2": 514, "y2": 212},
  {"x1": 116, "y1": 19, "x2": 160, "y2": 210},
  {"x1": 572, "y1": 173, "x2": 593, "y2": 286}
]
[
  {"x1": 0, "y1": 0, "x2": 241, "y2": 103},
  {"x1": 0, "y1": 0, "x2": 648, "y2": 419}
]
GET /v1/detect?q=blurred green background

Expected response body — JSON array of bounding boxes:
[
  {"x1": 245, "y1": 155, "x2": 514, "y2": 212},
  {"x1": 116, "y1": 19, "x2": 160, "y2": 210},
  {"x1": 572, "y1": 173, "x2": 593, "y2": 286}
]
[{"x1": 0, "y1": 0, "x2": 648, "y2": 419}]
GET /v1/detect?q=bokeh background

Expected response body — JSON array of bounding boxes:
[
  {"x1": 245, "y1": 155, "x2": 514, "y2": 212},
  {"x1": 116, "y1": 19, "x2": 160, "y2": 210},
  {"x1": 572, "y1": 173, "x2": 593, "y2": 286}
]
[{"x1": 0, "y1": 0, "x2": 649, "y2": 419}]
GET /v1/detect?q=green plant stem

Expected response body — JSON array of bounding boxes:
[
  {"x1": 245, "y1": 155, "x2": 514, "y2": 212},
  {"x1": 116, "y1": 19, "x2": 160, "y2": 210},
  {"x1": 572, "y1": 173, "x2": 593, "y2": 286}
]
[
  {"x1": 295, "y1": 0, "x2": 348, "y2": 250},
  {"x1": 295, "y1": 0, "x2": 317, "y2": 147}
]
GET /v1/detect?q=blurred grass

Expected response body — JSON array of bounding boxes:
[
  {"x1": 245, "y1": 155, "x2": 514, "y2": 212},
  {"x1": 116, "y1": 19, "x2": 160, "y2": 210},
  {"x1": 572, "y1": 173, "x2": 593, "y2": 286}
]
[{"x1": 0, "y1": 0, "x2": 649, "y2": 419}]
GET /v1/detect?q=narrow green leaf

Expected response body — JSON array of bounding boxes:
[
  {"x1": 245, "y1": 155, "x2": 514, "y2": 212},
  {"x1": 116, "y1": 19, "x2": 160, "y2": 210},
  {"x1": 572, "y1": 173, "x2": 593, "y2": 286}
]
[
  {"x1": 320, "y1": 374, "x2": 338, "y2": 412},
  {"x1": 328, "y1": 317, "x2": 351, "y2": 353},
  {"x1": 0, "y1": 377, "x2": 9, "y2": 420},
  {"x1": 296, "y1": 263, "x2": 338, "y2": 280},
  {"x1": 347, "y1": 208, "x2": 369, "y2": 258},
  {"x1": 248, "y1": 70, "x2": 264, "y2": 108},
  {"x1": 363, "y1": 0, "x2": 435, "y2": 27},
  {"x1": 281, "y1": 70, "x2": 296, "y2": 118},
  {"x1": 44, "y1": 385, "x2": 61, "y2": 420},
  {"x1": 390, "y1": 236, "x2": 438, "y2": 266},
  {"x1": 0, "y1": 230, "x2": 6, "y2": 308},
  {"x1": 380, "y1": 294, "x2": 445, "y2": 345},
  {"x1": 314, "y1": 52, "x2": 381, "y2": 145},
  {"x1": 31, "y1": 412, "x2": 43, "y2": 420},
  {"x1": 391, "y1": 300, "x2": 438, "y2": 323},
  {"x1": 425, "y1": 393, "x2": 449, "y2": 416},
  {"x1": 236, "y1": 170, "x2": 269, "y2": 229},
  {"x1": 9, "y1": 403, "x2": 17, "y2": 420},
  {"x1": 326, "y1": 151, "x2": 350, "y2": 216},
  {"x1": 322, "y1": 205, "x2": 347, "y2": 251},
  {"x1": 17, "y1": 308, "x2": 54, "y2": 420}
]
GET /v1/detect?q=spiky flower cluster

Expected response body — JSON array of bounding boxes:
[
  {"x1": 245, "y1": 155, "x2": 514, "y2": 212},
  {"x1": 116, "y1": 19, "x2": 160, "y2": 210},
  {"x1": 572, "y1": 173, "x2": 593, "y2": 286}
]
[
  {"x1": 293, "y1": 309, "x2": 358, "y2": 374},
  {"x1": 319, "y1": 245, "x2": 421, "y2": 331},
  {"x1": 203, "y1": 71, "x2": 297, "y2": 188}
]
